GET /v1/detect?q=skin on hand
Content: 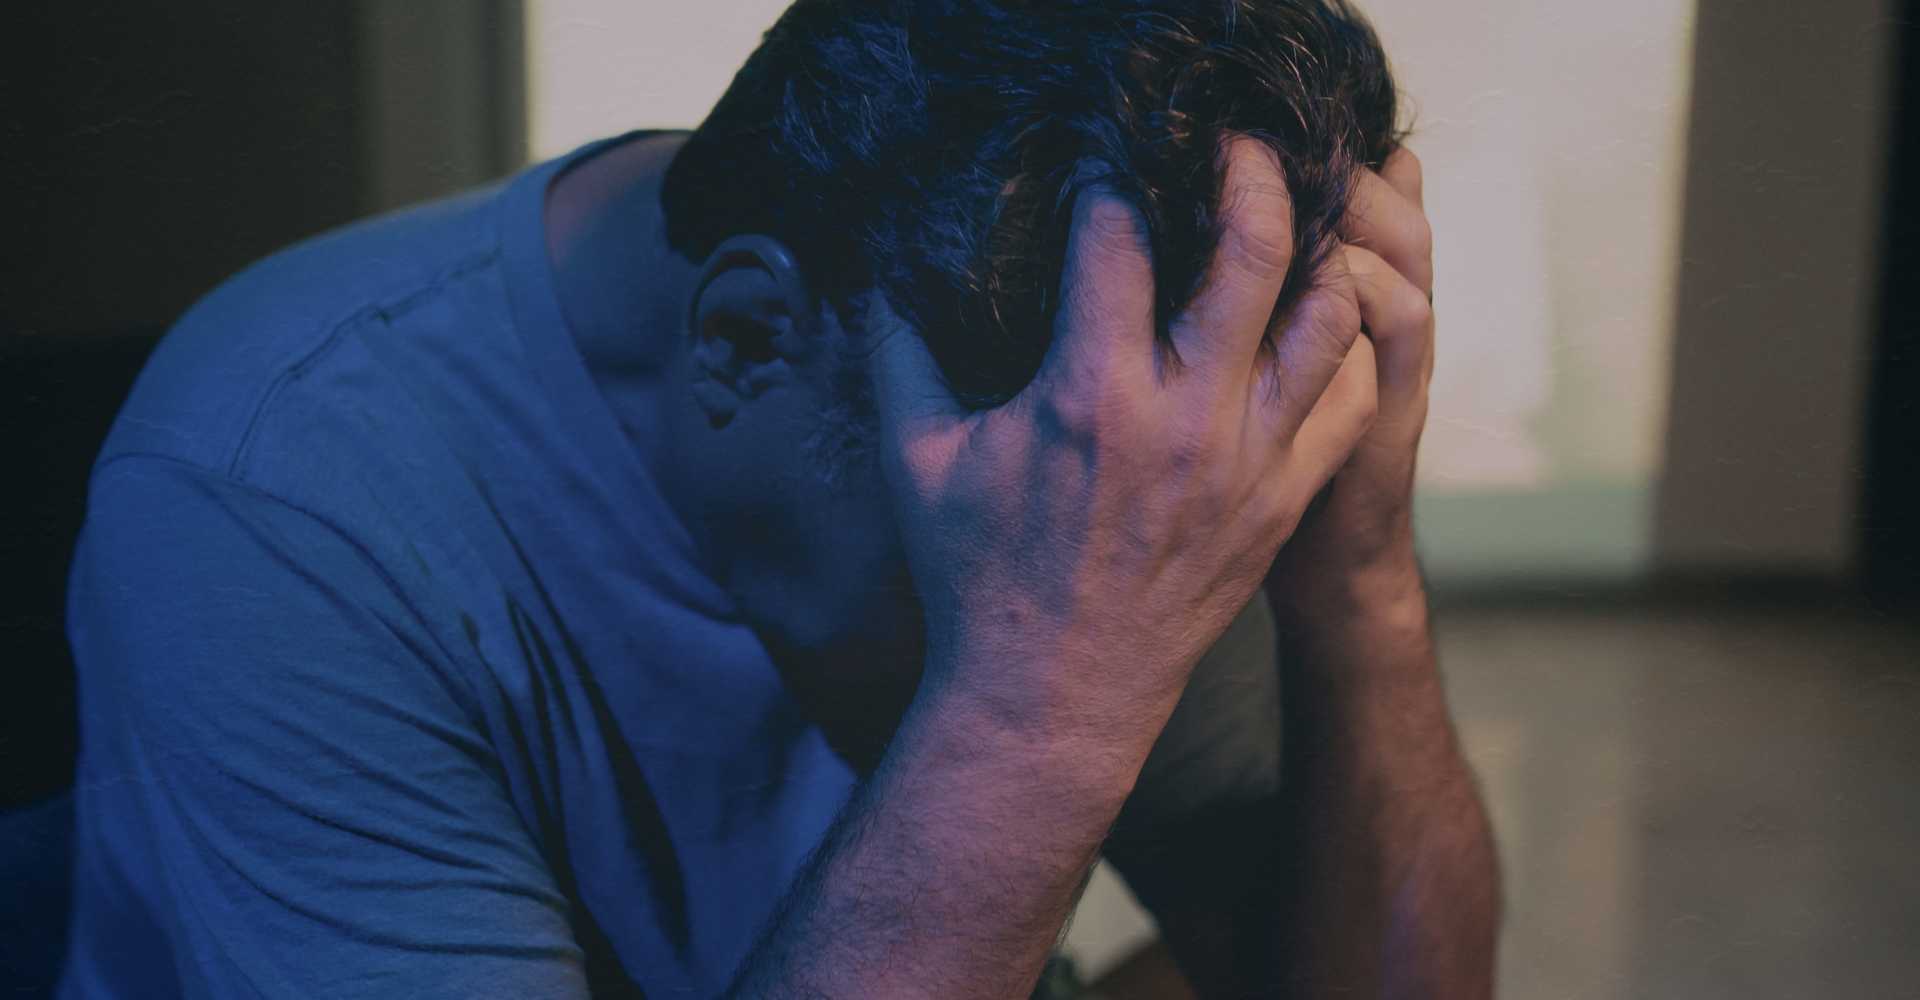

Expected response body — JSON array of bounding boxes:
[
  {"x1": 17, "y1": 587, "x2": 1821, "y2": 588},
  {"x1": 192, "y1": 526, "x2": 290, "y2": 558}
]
[
  {"x1": 1268, "y1": 146, "x2": 1437, "y2": 619},
  {"x1": 868, "y1": 137, "x2": 1380, "y2": 752}
]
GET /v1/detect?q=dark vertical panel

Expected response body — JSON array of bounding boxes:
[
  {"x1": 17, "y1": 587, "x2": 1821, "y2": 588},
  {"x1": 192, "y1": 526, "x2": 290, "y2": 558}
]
[
  {"x1": 490, "y1": 1, "x2": 530, "y2": 178},
  {"x1": 356, "y1": 0, "x2": 529, "y2": 213},
  {"x1": 1, "y1": 3, "x2": 367, "y2": 341},
  {"x1": 1652, "y1": 0, "x2": 1894, "y2": 578},
  {"x1": 1864, "y1": 4, "x2": 1920, "y2": 601}
]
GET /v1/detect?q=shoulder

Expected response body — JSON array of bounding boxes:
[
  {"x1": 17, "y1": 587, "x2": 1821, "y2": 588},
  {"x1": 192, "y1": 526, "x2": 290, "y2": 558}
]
[
  {"x1": 69, "y1": 452, "x2": 484, "y2": 750},
  {"x1": 97, "y1": 183, "x2": 510, "y2": 476}
]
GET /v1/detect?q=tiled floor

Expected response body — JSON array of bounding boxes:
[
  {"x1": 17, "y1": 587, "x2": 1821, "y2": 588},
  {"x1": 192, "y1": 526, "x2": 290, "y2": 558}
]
[{"x1": 1081, "y1": 597, "x2": 1920, "y2": 998}]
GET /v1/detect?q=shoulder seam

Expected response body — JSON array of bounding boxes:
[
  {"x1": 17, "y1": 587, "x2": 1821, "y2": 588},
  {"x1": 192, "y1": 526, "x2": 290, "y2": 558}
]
[
  {"x1": 92, "y1": 450, "x2": 495, "y2": 732},
  {"x1": 224, "y1": 249, "x2": 502, "y2": 481}
]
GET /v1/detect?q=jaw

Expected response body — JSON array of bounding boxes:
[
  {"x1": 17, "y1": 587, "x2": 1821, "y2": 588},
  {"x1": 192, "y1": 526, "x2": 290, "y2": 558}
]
[{"x1": 740, "y1": 558, "x2": 926, "y2": 775}]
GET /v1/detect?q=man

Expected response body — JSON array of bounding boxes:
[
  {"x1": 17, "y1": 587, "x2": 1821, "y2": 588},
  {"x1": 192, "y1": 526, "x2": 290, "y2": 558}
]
[{"x1": 61, "y1": 0, "x2": 1497, "y2": 996}]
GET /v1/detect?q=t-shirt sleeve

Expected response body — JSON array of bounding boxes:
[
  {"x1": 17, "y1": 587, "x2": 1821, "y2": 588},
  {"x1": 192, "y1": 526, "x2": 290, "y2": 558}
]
[{"x1": 66, "y1": 455, "x2": 591, "y2": 999}]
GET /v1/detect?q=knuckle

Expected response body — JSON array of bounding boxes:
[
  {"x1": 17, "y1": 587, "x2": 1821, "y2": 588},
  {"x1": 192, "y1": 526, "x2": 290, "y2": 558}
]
[
  {"x1": 1317, "y1": 286, "x2": 1364, "y2": 351},
  {"x1": 1393, "y1": 283, "x2": 1434, "y2": 333},
  {"x1": 1166, "y1": 416, "x2": 1212, "y2": 472},
  {"x1": 1079, "y1": 194, "x2": 1149, "y2": 259},
  {"x1": 1220, "y1": 207, "x2": 1296, "y2": 284},
  {"x1": 1276, "y1": 289, "x2": 1360, "y2": 386},
  {"x1": 1038, "y1": 383, "x2": 1104, "y2": 444},
  {"x1": 1405, "y1": 213, "x2": 1434, "y2": 262},
  {"x1": 1395, "y1": 147, "x2": 1425, "y2": 192},
  {"x1": 1218, "y1": 141, "x2": 1297, "y2": 284},
  {"x1": 1039, "y1": 374, "x2": 1147, "y2": 452}
]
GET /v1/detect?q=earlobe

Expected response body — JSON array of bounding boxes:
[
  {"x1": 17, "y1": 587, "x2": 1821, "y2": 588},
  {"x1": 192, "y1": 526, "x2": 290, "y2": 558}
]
[
  {"x1": 686, "y1": 235, "x2": 816, "y2": 427},
  {"x1": 689, "y1": 375, "x2": 740, "y2": 429}
]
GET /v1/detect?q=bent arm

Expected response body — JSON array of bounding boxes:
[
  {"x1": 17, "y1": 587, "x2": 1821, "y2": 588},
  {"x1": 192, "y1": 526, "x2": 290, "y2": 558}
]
[
  {"x1": 1264, "y1": 571, "x2": 1500, "y2": 999},
  {"x1": 726, "y1": 670, "x2": 1161, "y2": 999},
  {"x1": 1106, "y1": 578, "x2": 1497, "y2": 999}
]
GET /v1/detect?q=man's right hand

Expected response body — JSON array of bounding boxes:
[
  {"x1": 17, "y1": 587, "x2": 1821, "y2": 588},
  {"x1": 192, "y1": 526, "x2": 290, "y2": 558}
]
[
  {"x1": 871, "y1": 138, "x2": 1379, "y2": 755},
  {"x1": 729, "y1": 139, "x2": 1382, "y2": 1000}
]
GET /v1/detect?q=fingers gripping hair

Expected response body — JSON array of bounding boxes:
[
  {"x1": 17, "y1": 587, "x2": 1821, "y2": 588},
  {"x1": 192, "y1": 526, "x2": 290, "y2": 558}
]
[{"x1": 664, "y1": 0, "x2": 1407, "y2": 408}]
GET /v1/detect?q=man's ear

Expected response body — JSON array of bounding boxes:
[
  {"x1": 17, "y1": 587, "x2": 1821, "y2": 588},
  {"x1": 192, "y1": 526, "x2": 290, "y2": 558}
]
[{"x1": 687, "y1": 235, "x2": 817, "y2": 429}]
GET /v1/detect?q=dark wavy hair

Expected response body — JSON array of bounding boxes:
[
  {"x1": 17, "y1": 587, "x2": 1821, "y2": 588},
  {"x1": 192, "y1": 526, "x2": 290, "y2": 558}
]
[{"x1": 662, "y1": 0, "x2": 1404, "y2": 408}]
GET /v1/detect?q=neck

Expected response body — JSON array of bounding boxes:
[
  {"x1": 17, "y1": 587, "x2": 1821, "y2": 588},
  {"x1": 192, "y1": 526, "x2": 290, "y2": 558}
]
[
  {"x1": 543, "y1": 131, "x2": 728, "y2": 589},
  {"x1": 545, "y1": 131, "x2": 697, "y2": 385}
]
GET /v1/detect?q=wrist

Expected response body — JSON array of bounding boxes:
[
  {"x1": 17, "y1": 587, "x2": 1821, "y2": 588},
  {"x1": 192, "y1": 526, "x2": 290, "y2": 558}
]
[
  {"x1": 1267, "y1": 541, "x2": 1435, "y2": 727},
  {"x1": 900, "y1": 668, "x2": 1152, "y2": 817},
  {"x1": 920, "y1": 623, "x2": 1188, "y2": 760},
  {"x1": 1270, "y1": 544, "x2": 1427, "y2": 632}
]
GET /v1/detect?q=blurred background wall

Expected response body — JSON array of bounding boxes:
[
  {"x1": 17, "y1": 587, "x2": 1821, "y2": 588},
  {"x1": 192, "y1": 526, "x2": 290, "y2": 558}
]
[{"x1": 1358, "y1": 0, "x2": 1697, "y2": 582}]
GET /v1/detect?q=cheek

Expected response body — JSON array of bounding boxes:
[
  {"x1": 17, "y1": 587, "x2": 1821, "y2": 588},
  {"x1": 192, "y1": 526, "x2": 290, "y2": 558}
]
[{"x1": 777, "y1": 470, "x2": 917, "y2": 654}]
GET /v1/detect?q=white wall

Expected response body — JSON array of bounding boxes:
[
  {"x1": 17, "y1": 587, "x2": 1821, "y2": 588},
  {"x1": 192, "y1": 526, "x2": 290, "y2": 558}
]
[
  {"x1": 528, "y1": 0, "x2": 792, "y2": 157},
  {"x1": 1363, "y1": 0, "x2": 1698, "y2": 580},
  {"x1": 1372, "y1": 0, "x2": 1697, "y2": 493}
]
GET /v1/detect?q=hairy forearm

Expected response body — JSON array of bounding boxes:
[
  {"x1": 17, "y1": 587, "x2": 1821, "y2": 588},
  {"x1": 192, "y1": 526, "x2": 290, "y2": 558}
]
[
  {"x1": 1264, "y1": 567, "x2": 1500, "y2": 999},
  {"x1": 726, "y1": 673, "x2": 1156, "y2": 999}
]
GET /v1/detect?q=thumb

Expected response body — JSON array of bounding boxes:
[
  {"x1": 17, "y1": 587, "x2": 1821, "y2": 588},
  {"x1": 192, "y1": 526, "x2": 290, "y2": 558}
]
[
  {"x1": 868, "y1": 293, "x2": 962, "y2": 436},
  {"x1": 866, "y1": 294, "x2": 969, "y2": 521}
]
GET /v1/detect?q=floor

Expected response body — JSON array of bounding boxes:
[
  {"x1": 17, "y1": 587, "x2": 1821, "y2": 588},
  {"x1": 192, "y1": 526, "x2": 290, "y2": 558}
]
[{"x1": 1076, "y1": 597, "x2": 1920, "y2": 998}]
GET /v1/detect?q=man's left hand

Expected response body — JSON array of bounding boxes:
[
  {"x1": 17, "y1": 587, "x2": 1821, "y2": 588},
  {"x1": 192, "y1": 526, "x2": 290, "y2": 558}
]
[{"x1": 1268, "y1": 147, "x2": 1435, "y2": 618}]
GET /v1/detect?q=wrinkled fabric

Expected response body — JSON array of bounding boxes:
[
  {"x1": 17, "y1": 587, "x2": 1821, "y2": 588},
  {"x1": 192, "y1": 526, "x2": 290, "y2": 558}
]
[{"x1": 61, "y1": 134, "x2": 855, "y2": 999}]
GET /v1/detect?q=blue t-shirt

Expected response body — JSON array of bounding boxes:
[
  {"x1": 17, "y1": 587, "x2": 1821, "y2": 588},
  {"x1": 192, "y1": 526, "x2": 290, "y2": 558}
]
[{"x1": 61, "y1": 135, "x2": 857, "y2": 998}]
